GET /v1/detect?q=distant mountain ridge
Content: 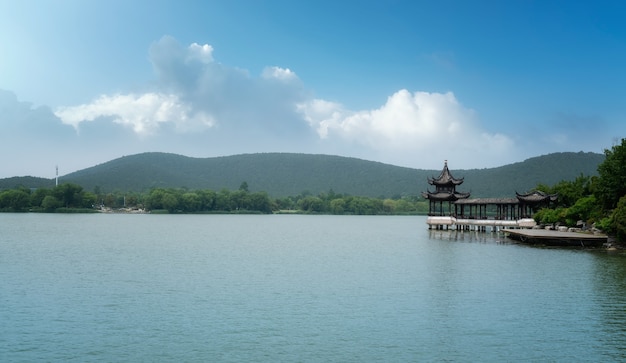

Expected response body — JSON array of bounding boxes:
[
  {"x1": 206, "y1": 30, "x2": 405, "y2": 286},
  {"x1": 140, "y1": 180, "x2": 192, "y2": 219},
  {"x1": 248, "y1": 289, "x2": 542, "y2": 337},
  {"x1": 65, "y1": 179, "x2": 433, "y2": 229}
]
[{"x1": 0, "y1": 151, "x2": 604, "y2": 198}]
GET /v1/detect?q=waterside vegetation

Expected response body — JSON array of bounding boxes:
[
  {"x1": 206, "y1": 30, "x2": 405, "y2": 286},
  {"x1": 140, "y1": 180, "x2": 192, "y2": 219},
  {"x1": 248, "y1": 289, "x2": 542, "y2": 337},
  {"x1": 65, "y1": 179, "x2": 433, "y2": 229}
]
[
  {"x1": 1, "y1": 144, "x2": 625, "y2": 242},
  {"x1": 532, "y1": 138, "x2": 626, "y2": 243},
  {"x1": 0, "y1": 181, "x2": 427, "y2": 216},
  {"x1": 0, "y1": 152, "x2": 603, "y2": 198}
]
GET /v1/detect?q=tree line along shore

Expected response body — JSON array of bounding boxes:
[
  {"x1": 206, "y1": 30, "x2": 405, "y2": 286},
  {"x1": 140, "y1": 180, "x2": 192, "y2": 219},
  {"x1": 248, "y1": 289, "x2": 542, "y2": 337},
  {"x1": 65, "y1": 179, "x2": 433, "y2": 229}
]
[
  {"x1": 0, "y1": 181, "x2": 429, "y2": 216},
  {"x1": 1, "y1": 139, "x2": 625, "y2": 242}
]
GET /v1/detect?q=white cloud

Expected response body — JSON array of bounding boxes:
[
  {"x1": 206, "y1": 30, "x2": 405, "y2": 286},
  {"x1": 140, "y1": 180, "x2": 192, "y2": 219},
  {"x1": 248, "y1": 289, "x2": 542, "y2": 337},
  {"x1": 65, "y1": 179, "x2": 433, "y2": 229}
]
[
  {"x1": 54, "y1": 93, "x2": 215, "y2": 135},
  {"x1": 44, "y1": 36, "x2": 522, "y2": 174},
  {"x1": 261, "y1": 66, "x2": 297, "y2": 82},
  {"x1": 296, "y1": 99, "x2": 345, "y2": 138},
  {"x1": 187, "y1": 43, "x2": 213, "y2": 64},
  {"x1": 298, "y1": 89, "x2": 517, "y2": 168}
]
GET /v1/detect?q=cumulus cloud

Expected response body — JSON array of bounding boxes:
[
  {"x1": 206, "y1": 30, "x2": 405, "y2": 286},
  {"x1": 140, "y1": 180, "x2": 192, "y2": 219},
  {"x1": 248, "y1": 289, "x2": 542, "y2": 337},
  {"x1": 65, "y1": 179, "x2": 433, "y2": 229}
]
[
  {"x1": 33, "y1": 35, "x2": 523, "y2": 177},
  {"x1": 298, "y1": 89, "x2": 517, "y2": 168},
  {"x1": 187, "y1": 42, "x2": 214, "y2": 64},
  {"x1": 55, "y1": 93, "x2": 214, "y2": 135},
  {"x1": 262, "y1": 66, "x2": 297, "y2": 82}
]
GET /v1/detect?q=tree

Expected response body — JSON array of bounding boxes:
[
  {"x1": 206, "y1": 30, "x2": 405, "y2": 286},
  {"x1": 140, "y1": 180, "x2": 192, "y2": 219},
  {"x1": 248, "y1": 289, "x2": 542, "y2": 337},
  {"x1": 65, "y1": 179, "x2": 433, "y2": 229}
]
[
  {"x1": 197, "y1": 190, "x2": 216, "y2": 211},
  {"x1": 563, "y1": 195, "x2": 601, "y2": 226},
  {"x1": 231, "y1": 190, "x2": 250, "y2": 210},
  {"x1": 547, "y1": 175, "x2": 593, "y2": 208},
  {"x1": 595, "y1": 138, "x2": 626, "y2": 210},
  {"x1": 330, "y1": 198, "x2": 346, "y2": 214},
  {"x1": 146, "y1": 188, "x2": 166, "y2": 210},
  {"x1": 215, "y1": 189, "x2": 233, "y2": 211},
  {"x1": 82, "y1": 192, "x2": 97, "y2": 208},
  {"x1": 41, "y1": 195, "x2": 62, "y2": 212},
  {"x1": 52, "y1": 183, "x2": 84, "y2": 208},
  {"x1": 249, "y1": 192, "x2": 272, "y2": 213},
  {"x1": 161, "y1": 192, "x2": 179, "y2": 212},
  {"x1": 31, "y1": 188, "x2": 51, "y2": 208},
  {"x1": 299, "y1": 196, "x2": 324, "y2": 213},
  {"x1": 383, "y1": 199, "x2": 396, "y2": 214},
  {"x1": 0, "y1": 189, "x2": 31, "y2": 211},
  {"x1": 610, "y1": 196, "x2": 626, "y2": 242},
  {"x1": 181, "y1": 192, "x2": 201, "y2": 212}
]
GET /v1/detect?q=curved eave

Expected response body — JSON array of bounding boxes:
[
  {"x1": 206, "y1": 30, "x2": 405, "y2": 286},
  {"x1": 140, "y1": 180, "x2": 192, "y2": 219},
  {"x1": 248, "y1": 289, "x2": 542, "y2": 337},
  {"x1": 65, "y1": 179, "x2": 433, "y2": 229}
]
[
  {"x1": 423, "y1": 191, "x2": 471, "y2": 201},
  {"x1": 429, "y1": 178, "x2": 465, "y2": 186},
  {"x1": 517, "y1": 196, "x2": 551, "y2": 203},
  {"x1": 516, "y1": 191, "x2": 557, "y2": 203}
]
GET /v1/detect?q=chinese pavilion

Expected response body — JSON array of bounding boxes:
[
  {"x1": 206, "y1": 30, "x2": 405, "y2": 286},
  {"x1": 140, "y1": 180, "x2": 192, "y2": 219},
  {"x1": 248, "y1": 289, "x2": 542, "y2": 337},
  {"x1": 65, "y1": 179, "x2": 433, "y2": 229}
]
[
  {"x1": 421, "y1": 160, "x2": 470, "y2": 216},
  {"x1": 423, "y1": 160, "x2": 558, "y2": 230}
]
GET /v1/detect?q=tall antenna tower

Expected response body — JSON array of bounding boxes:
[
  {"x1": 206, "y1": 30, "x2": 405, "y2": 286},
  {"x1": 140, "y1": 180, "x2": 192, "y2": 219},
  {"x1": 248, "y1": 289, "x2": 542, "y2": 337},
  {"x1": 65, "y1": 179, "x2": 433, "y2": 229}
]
[{"x1": 56, "y1": 165, "x2": 58, "y2": 187}]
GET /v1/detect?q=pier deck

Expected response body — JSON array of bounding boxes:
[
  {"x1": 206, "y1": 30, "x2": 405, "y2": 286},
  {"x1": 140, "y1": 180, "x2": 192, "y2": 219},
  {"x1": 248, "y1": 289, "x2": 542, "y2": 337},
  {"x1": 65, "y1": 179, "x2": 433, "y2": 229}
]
[{"x1": 505, "y1": 229, "x2": 607, "y2": 247}]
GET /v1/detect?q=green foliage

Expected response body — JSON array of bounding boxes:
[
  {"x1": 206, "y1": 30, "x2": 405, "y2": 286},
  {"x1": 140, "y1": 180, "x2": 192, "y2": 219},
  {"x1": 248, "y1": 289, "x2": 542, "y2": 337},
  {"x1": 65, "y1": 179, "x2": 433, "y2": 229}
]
[
  {"x1": 330, "y1": 198, "x2": 346, "y2": 214},
  {"x1": 0, "y1": 183, "x2": 105, "y2": 213},
  {"x1": 11, "y1": 151, "x2": 599, "y2": 199},
  {"x1": 298, "y1": 196, "x2": 324, "y2": 213},
  {"x1": 142, "y1": 187, "x2": 273, "y2": 214},
  {"x1": 248, "y1": 192, "x2": 272, "y2": 214},
  {"x1": 161, "y1": 193, "x2": 179, "y2": 212},
  {"x1": 534, "y1": 208, "x2": 566, "y2": 225},
  {"x1": 595, "y1": 217, "x2": 613, "y2": 234},
  {"x1": 0, "y1": 149, "x2": 607, "y2": 221},
  {"x1": 41, "y1": 195, "x2": 62, "y2": 212},
  {"x1": 31, "y1": 188, "x2": 51, "y2": 207},
  {"x1": 0, "y1": 176, "x2": 53, "y2": 190},
  {"x1": 563, "y1": 195, "x2": 601, "y2": 226},
  {"x1": 599, "y1": 195, "x2": 626, "y2": 241},
  {"x1": 0, "y1": 181, "x2": 431, "y2": 216},
  {"x1": 611, "y1": 196, "x2": 626, "y2": 241},
  {"x1": 52, "y1": 183, "x2": 87, "y2": 208},
  {"x1": 595, "y1": 138, "x2": 626, "y2": 210},
  {"x1": 0, "y1": 188, "x2": 31, "y2": 211},
  {"x1": 532, "y1": 175, "x2": 601, "y2": 227},
  {"x1": 539, "y1": 175, "x2": 593, "y2": 208},
  {"x1": 525, "y1": 140, "x2": 626, "y2": 243},
  {"x1": 181, "y1": 192, "x2": 201, "y2": 212}
]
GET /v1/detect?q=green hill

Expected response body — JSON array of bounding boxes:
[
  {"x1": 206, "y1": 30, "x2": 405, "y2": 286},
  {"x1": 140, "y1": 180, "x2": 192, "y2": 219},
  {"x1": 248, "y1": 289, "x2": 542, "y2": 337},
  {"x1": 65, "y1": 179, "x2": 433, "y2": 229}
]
[
  {"x1": 1, "y1": 151, "x2": 604, "y2": 198},
  {"x1": 0, "y1": 176, "x2": 56, "y2": 190}
]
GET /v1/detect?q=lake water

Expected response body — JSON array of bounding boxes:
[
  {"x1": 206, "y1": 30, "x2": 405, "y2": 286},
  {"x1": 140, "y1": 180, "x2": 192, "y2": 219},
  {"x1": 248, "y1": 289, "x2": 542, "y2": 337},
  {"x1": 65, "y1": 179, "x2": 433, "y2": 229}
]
[{"x1": 2, "y1": 214, "x2": 626, "y2": 362}]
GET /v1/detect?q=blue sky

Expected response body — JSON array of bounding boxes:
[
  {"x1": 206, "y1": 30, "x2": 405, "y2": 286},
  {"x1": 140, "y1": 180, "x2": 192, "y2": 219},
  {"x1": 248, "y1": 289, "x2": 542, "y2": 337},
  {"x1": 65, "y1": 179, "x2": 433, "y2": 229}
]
[{"x1": 1, "y1": 0, "x2": 625, "y2": 178}]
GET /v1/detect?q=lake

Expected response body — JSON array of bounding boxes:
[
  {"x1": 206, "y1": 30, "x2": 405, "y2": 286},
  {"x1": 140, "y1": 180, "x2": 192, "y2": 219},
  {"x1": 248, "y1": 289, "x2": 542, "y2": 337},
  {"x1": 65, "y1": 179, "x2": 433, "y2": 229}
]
[{"x1": 2, "y1": 214, "x2": 626, "y2": 362}]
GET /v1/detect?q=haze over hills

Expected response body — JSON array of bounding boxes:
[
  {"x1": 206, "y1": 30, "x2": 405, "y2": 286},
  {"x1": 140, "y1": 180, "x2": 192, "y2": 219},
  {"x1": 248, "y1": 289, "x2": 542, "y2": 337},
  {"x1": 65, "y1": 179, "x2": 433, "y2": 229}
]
[{"x1": 0, "y1": 152, "x2": 604, "y2": 198}]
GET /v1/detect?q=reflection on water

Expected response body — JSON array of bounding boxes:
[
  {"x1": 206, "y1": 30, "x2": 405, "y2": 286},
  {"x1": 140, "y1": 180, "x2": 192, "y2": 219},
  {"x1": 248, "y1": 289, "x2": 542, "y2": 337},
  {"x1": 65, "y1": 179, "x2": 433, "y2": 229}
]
[
  {"x1": 428, "y1": 229, "x2": 510, "y2": 243},
  {"x1": 592, "y1": 252, "x2": 626, "y2": 361}
]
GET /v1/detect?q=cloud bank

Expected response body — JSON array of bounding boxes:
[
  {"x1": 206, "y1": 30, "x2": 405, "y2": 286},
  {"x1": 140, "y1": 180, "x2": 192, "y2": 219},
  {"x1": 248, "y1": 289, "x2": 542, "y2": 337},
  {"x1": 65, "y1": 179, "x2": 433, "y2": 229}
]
[
  {"x1": 298, "y1": 89, "x2": 515, "y2": 167},
  {"x1": 2, "y1": 35, "x2": 522, "y2": 178},
  {"x1": 56, "y1": 93, "x2": 214, "y2": 135}
]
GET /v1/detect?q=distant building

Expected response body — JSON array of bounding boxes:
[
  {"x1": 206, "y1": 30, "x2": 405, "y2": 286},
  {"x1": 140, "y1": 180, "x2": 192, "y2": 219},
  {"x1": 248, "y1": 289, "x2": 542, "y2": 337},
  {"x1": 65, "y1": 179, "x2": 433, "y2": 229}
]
[
  {"x1": 423, "y1": 161, "x2": 557, "y2": 230},
  {"x1": 421, "y1": 160, "x2": 470, "y2": 216}
]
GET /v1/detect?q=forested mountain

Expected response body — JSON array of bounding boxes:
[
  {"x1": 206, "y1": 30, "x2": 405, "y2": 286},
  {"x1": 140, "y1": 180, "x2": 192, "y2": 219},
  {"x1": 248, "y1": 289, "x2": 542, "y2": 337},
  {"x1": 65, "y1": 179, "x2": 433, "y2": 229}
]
[
  {"x1": 0, "y1": 176, "x2": 55, "y2": 190},
  {"x1": 0, "y1": 151, "x2": 604, "y2": 198}
]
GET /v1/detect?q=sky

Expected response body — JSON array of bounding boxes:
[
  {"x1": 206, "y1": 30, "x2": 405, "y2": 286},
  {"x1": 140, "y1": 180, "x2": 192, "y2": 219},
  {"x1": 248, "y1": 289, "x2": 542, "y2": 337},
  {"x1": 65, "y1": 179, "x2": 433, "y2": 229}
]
[{"x1": 1, "y1": 0, "x2": 625, "y2": 178}]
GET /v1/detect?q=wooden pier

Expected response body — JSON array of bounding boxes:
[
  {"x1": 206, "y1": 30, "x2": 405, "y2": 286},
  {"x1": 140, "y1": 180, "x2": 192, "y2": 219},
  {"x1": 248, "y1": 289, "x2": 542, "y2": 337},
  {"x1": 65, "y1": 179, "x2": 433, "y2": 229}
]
[{"x1": 504, "y1": 229, "x2": 607, "y2": 247}]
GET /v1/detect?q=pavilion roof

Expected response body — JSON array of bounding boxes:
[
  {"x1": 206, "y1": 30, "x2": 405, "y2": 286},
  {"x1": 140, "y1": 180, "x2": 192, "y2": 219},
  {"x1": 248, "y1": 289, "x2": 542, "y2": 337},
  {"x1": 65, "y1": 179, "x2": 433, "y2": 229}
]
[
  {"x1": 427, "y1": 160, "x2": 464, "y2": 186},
  {"x1": 516, "y1": 190, "x2": 558, "y2": 203},
  {"x1": 421, "y1": 190, "x2": 471, "y2": 201}
]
